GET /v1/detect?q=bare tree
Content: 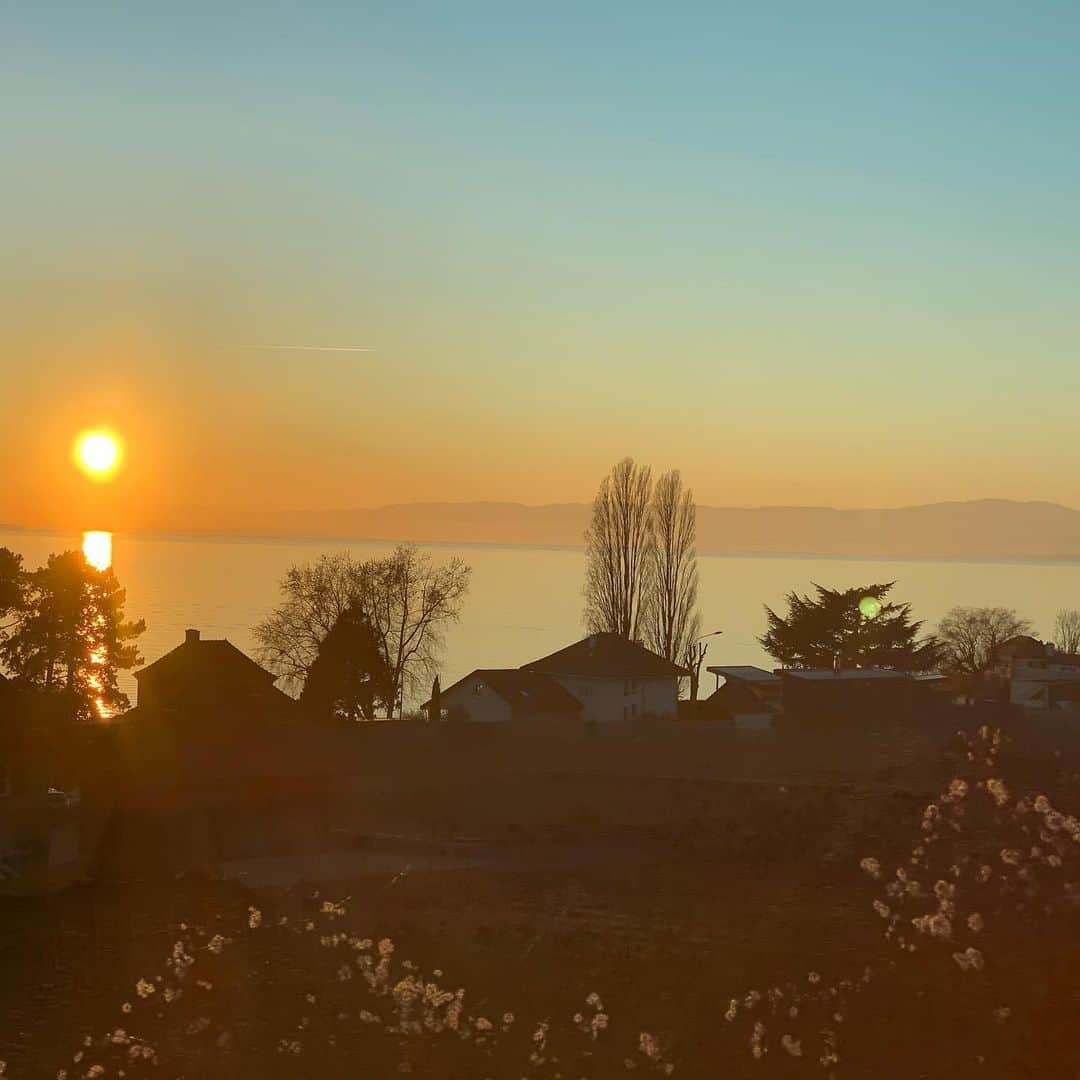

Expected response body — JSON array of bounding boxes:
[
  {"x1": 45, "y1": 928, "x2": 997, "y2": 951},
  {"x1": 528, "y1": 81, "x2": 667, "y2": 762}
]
[
  {"x1": 254, "y1": 552, "x2": 374, "y2": 696},
  {"x1": 1053, "y1": 609, "x2": 1080, "y2": 655},
  {"x1": 366, "y1": 544, "x2": 471, "y2": 715},
  {"x1": 683, "y1": 637, "x2": 709, "y2": 705},
  {"x1": 936, "y1": 606, "x2": 1032, "y2": 675},
  {"x1": 254, "y1": 545, "x2": 470, "y2": 713},
  {"x1": 583, "y1": 458, "x2": 654, "y2": 640},
  {"x1": 644, "y1": 469, "x2": 700, "y2": 664}
]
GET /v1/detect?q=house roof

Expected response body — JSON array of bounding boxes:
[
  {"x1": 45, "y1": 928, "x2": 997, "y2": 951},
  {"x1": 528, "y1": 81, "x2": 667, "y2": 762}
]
[
  {"x1": 781, "y1": 668, "x2": 909, "y2": 682},
  {"x1": 706, "y1": 665, "x2": 781, "y2": 684},
  {"x1": 990, "y1": 635, "x2": 1049, "y2": 661},
  {"x1": 428, "y1": 669, "x2": 583, "y2": 717},
  {"x1": 523, "y1": 633, "x2": 691, "y2": 678},
  {"x1": 134, "y1": 631, "x2": 277, "y2": 685}
]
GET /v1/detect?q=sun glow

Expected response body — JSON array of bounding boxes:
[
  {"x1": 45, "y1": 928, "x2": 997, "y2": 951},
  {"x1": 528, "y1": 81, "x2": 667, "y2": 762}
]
[
  {"x1": 82, "y1": 530, "x2": 113, "y2": 571},
  {"x1": 75, "y1": 430, "x2": 121, "y2": 480}
]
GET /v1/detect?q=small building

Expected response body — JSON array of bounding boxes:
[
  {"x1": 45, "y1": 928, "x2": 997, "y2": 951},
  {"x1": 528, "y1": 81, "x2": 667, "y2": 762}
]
[
  {"x1": 424, "y1": 669, "x2": 584, "y2": 725},
  {"x1": 522, "y1": 633, "x2": 690, "y2": 724},
  {"x1": 1009, "y1": 655, "x2": 1080, "y2": 711},
  {"x1": 986, "y1": 637, "x2": 1080, "y2": 708},
  {"x1": 131, "y1": 629, "x2": 296, "y2": 724},
  {"x1": 706, "y1": 665, "x2": 783, "y2": 705},
  {"x1": 703, "y1": 666, "x2": 782, "y2": 735},
  {"x1": 987, "y1": 635, "x2": 1048, "y2": 677},
  {"x1": 780, "y1": 668, "x2": 914, "y2": 720}
]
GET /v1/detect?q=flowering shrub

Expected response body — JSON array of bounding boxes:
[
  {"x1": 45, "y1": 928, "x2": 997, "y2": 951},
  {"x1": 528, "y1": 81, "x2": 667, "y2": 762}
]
[
  {"x1": 719, "y1": 720, "x2": 1080, "y2": 1075},
  {"x1": 46, "y1": 892, "x2": 674, "y2": 1079}
]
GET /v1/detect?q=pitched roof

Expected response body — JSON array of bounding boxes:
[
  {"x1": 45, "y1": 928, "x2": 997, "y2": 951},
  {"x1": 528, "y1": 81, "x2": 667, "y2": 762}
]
[
  {"x1": 523, "y1": 633, "x2": 690, "y2": 678},
  {"x1": 429, "y1": 669, "x2": 583, "y2": 717},
  {"x1": 990, "y1": 635, "x2": 1048, "y2": 660},
  {"x1": 134, "y1": 633, "x2": 277, "y2": 685}
]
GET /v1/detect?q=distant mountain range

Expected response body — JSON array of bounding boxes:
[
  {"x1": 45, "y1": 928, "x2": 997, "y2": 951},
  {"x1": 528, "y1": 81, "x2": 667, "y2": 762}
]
[{"x1": 223, "y1": 499, "x2": 1080, "y2": 562}]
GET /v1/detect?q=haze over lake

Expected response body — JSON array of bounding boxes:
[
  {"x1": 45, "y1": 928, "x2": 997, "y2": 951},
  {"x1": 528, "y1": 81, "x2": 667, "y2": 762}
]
[{"x1": 3, "y1": 528, "x2": 1077, "y2": 707}]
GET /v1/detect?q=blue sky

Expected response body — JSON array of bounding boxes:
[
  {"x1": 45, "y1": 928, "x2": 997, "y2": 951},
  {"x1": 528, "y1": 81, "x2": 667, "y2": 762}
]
[{"x1": 3, "y1": 3, "x2": 1079, "y2": 526}]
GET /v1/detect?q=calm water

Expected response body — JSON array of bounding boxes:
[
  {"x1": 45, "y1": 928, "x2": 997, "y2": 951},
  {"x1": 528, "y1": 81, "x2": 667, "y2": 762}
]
[{"x1": 2, "y1": 528, "x2": 1077, "y2": 705}]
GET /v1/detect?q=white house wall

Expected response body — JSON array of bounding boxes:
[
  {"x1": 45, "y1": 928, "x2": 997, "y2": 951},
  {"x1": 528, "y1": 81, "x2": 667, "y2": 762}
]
[
  {"x1": 544, "y1": 675, "x2": 679, "y2": 724},
  {"x1": 441, "y1": 677, "x2": 514, "y2": 723}
]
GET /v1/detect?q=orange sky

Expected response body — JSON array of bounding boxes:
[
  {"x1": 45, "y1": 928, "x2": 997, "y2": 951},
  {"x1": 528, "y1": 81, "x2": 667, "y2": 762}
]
[
  {"x1": 2, "y1": 298, "x2": 1078, "y2": 534},
  {"x1": 4, "y1": 7, "x2": 1080, "y2": 532}
]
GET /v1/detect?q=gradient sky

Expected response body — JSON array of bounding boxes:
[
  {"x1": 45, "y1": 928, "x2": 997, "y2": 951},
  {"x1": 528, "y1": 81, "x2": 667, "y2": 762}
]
[{"x1": 3, "y1": 3, "x2": 1079, "y2": 531}]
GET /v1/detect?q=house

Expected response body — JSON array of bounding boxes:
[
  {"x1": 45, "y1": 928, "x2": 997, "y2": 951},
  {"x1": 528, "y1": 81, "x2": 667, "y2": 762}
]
[
  {"x1": 522, "y1": 633, "x2": 689, "y2": 724},
  {"x1": 424, "y1": 669, "x2": 584, "y2": 725},
  {"x1": 987, "y1": 635, "x2": 1048, "y2": 676},
  {"x1": 986, "y1": 636, "x2": 1080, "y2": 709},
  {"x1": 1009, "y1": 654, "x2": 1080, "y2": 711},
  {"x1": 131, "y1": 629, "x2": 296, "y2": 723},
  {"x1": 779, "y1": 668, "x2": 914, "y2": 720}
]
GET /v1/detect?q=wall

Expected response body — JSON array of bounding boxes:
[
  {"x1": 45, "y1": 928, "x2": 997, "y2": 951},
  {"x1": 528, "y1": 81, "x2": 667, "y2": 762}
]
[
  {"x1": 545, "y1": 675, "x2": 678, "y2": 724},
  {"x1": 441, "y1": 675, "x2": 514, "y2": 723}
]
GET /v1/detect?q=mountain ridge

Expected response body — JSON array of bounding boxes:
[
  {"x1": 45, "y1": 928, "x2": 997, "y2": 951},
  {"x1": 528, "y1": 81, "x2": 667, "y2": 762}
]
[{"x1": 211, "y1": 498, "x2": 1080, "y2": 562}]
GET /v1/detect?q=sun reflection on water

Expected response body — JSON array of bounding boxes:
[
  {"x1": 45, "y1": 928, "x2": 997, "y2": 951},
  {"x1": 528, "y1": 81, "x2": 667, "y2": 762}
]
[{"x1": 82, "y1": 530, "x2": 112, "y2": 571}]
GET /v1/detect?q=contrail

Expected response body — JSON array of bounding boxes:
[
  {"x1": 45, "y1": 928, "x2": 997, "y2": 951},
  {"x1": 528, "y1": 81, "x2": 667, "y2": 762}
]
[{"x1": 246, "y1": 344, "x2": 375, "y2": 352}]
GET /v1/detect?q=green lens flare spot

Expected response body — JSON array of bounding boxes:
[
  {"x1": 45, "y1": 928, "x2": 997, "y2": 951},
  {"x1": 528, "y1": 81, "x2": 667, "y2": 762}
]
[{"x1": 859, "y1": 596, "x2": 883, "y2": 620}]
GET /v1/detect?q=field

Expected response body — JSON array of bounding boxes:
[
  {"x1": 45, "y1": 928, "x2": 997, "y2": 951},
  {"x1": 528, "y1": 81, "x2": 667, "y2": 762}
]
[{"x1": 3, "y1": 709, "x2": 1079, "y2": 1078}]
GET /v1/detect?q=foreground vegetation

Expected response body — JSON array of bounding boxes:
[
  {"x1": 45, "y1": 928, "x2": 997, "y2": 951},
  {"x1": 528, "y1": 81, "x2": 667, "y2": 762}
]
[{"x1": 2, "y1": 713, "x2": 1078, "y2": 1078}]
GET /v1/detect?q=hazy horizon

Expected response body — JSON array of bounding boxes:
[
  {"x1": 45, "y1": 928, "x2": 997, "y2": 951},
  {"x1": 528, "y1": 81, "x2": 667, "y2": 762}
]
[{"x1": 6, "y1": 495, "x2": 1080, "y2": 564}]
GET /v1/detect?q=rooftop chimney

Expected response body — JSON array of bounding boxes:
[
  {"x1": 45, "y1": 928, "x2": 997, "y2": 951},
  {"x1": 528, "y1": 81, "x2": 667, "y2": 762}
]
[{"x1": 185, "y1": 628, "x2": 201, "y2": 645}]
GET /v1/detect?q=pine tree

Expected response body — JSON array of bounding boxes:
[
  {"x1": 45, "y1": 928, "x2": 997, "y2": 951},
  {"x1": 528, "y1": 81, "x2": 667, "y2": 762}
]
[
  {"x1": 300, "y1": 604, "x2": 391, "y2": 721},
  {"x1": 1, "y1": 550, "x2": 145, "y2": 718},
  {"x1": 759, "y1": 582, "x2": 939, "y2": 671}
]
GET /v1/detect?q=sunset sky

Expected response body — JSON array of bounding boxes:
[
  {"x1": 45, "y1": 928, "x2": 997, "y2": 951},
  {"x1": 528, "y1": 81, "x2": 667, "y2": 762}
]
[{"x1": 3, "y1": 4, "x2": 1080, "y2": 532}]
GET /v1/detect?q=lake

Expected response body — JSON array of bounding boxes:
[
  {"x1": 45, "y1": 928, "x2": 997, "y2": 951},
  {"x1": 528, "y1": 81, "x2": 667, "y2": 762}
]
[{"x1": 1, "y1": 527, "x2": 1077, "y2": 706}]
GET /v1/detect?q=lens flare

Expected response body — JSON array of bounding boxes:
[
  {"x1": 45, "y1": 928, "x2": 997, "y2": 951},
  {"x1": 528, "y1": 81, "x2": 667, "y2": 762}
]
[
  {"x1": 859, "y1": 595, "x2": 883, "y2": 620},
  {"x1": 82, "y1": 530, "x2": 113, "y2": 571},
  {"x1": 75, "y1": 430, "x2": 121, "y2": 480}
]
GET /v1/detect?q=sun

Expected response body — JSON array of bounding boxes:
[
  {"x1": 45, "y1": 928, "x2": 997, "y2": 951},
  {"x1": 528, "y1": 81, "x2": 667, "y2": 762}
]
[{"x1": 75, "y1": 430, "x2": 122, "y2": 480}]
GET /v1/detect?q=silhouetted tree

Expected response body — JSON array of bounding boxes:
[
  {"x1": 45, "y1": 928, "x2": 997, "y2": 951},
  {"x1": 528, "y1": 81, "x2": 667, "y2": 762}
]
[
  {"x1": 936, "y1": 606, "x2": 1032, "y2": 675},
  {"x1": 0, "y1": 546, "x2": 24, "y2": 637},
  {"x1": 583, "y1": 457, "x2": 654, "y2": 640},
  {"x1": 644, "y1": 469, "x2": 700, "y2": 664},
  {"x1": 428, "y1": 674, "x2": 441, "y2": 722},
  {"x1": 760, "y1": 582, "x2": 938, "y2": 671},
  {"x1": 254, "y1": 553, "x2": 373, "y2": 696},
  {"x1": 683, "y1": 637, "x2": 710, "y2": 705},
  {"x1": 255, "y1": 545, "x2": 470, "y2": 714},
  {"x1": 1053, "y1": 608, "x2": 1080, "y2": 655},
  {"x1": 300, "y1": 604, "x2": 390, "y2": 721},
  {"x1": 368, "y1": 545, "x2": 471, "y2": 716},
  {"x1": 1, "y1": 549, "x2": 145, "y2": 718}
]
